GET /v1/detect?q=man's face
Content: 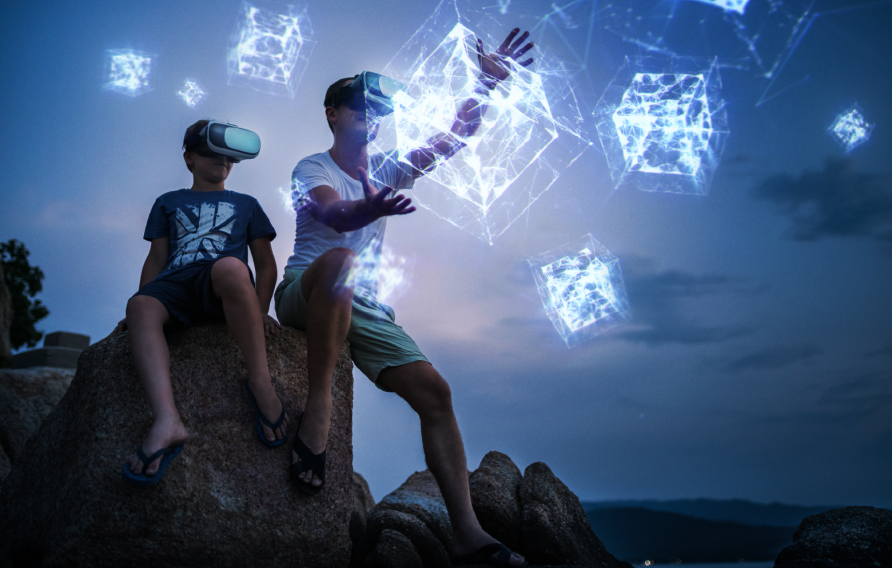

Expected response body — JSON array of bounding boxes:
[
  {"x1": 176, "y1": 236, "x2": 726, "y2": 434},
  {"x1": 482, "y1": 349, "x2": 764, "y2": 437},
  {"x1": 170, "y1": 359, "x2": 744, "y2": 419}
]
[
  {"x1": 184, "y1": 150, "x2": 234, "y2": 183},
  {"x1": 328, "y1": 79, "x2": 382, "y2": 142}
]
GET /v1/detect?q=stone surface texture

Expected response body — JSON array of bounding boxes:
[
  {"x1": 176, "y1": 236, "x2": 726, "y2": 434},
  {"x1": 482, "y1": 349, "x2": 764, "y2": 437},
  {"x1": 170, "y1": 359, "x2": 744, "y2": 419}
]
[
  {"x1": 0, "y1": 325, "x2": 355, "y2": 568},
  {"x1": 363, "y1": 529, "x2": 423, "y2": 568},
  {"x1": 352, "y1": 471, "x2": 377, "y2": 567},
  {"x1": 359, "y1": 453, "x2": 629, "y2": 568},
  {"x1": 0, "y1": 366, "x2": 75, "y2": 478},
  {"x1": 0, "y1": 264, "x2": 11, "y2": 363},
  {"x1": 774, "y1": 506, "x2": 892, "y2": 568}
]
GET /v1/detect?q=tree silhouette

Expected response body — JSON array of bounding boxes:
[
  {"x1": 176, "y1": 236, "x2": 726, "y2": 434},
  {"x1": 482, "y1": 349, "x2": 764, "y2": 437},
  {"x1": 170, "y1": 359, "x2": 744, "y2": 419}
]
[{"x1": 0, "y1": 239, "x2": 49, "y2": 350}]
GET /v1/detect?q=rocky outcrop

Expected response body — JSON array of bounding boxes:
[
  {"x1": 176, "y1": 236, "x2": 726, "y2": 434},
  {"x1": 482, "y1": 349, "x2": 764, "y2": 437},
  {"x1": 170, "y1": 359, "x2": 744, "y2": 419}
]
[
  {"x1": 774, "y1": 506, "x2": 892, "y2": 568},
  {"x1": 359, "y1": 451, "x2": 631, "y2": 568},
  {"x1": 0, "y1": 263, "x2": 12, "y2": 363},
  {"x1": 352, "y1": 471, "x2": 377, "y2": 567},
  {"x1": 0, "y1": 366, "x2": 75, "y2": 480},
  {"x1": 0, "y1": 324, "x2": 355, "y2": 568}
]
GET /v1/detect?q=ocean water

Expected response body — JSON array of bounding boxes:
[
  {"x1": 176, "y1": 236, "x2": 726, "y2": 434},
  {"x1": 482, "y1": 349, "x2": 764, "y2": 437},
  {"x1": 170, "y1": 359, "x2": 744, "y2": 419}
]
[{"x1": 632, "y1": 563, "x2": 774, "y2": 568}]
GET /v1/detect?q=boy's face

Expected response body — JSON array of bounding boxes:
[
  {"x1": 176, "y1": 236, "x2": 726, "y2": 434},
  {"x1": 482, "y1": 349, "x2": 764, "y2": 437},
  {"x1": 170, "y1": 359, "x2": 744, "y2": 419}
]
[{"x1": 184, "y1": 150, "x2": 234, "y2": 183}]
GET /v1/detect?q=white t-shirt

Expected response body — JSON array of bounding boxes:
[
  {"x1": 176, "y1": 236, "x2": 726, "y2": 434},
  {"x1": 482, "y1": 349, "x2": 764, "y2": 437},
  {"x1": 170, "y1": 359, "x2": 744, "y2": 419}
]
[{"x1": 285, "y1": 150, "x2": 415, "y2": 296}]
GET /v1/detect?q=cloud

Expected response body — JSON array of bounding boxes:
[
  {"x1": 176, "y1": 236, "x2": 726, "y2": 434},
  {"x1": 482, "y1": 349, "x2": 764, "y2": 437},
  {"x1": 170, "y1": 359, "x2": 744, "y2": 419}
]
[
  {"x1": 751, "y1": 158, "x2": 892, "y2": 242},
  {"x1": 724, "y1": 345, "x2": 823, "y2": 373}
]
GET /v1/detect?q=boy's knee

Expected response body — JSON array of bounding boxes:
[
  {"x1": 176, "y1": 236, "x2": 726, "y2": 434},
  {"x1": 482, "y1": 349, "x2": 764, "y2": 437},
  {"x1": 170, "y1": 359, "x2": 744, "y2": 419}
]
[
  {"x1": 211, "y1": 257, "x2": 251, "y2": 289},
  {"x1": 126, "y1": 295, "x2": 165, "y2": 320}
]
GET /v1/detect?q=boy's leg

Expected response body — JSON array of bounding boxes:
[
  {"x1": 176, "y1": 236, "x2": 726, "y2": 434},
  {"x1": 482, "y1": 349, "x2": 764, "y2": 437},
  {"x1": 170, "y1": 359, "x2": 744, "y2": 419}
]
[
  {"x1": 125, "y1": 294, "x2": 189, "y2": 476},
  {"x1": 378, "y1": 362, "x2": 526, "y2": 567},
  {"x1": 290, "y1": 248, "x2": 356, "y2": 487},
  {"x1": 210, "y1": 257, "x2": 289, "y2": 443}
]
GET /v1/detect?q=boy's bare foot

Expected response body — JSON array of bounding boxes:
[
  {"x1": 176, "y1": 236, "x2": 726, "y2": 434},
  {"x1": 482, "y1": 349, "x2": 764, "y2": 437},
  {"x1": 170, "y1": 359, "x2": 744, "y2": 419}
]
[
  {"x1": 126, "y1": 416, "x2": 189, "y2": 477},
  {"x1": 292, "y1": 406, "x2": 329, "y2": 489},
  {"x1": 248, "y1": 377, "x2": 290, "y2": 443}
]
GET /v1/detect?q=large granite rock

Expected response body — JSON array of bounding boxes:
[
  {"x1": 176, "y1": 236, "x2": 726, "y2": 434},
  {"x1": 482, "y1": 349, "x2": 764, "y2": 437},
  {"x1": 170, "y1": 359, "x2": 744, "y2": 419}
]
[
  {"x1": 352, "y1": 471, "x2": 377, "y2": 567},
  {"x1": 0, "y1": 263, "x2": 11, "y2": 363},
  {"x1": 774, "y1": 506, "x2": 892, "y2": 568},
  {"x1": 364, "y1": 529, "x2": 423, "y2": 568},
  {"x1": 0, "y1": 366, "x2": 75, "y2": 479},
  {"x1": 360, "y1": 452, "x2": 630, "y2": 568},
  {"x1": 0, "y1": 324, "x2": 355, "y2": 568}
]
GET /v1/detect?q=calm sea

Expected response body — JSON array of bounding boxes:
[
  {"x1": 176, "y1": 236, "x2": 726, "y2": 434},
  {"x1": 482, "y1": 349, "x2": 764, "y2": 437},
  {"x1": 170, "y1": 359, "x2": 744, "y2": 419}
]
[{"x1": 632, "y1": 563, "x2": 774, "y2": 568}]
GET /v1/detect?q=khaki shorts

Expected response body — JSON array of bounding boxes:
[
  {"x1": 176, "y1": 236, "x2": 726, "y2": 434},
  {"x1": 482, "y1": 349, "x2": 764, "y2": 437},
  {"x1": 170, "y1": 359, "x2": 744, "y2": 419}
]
[{"x1": 274, "y1": 268, "x2": 428, "y2": 390}]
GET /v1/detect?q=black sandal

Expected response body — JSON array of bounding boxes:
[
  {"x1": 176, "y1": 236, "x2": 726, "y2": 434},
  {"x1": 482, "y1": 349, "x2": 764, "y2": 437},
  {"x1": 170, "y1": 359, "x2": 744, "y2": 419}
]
[
  {"x1": 289, "y1": 413, "x2": 326, "y2": 495},
  {"x1": 450, "y1": 542, "x2": 528, "y2": 567}
]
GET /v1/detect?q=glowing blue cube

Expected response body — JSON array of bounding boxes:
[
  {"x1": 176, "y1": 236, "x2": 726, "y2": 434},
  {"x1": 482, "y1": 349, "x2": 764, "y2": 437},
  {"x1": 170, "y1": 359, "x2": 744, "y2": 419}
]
[
  {"x1": 177, "y1": 79, "x2": 207, "y2": 108},
  {"x1": 529, "y1": 236, "x2": 630, "y2": 347},
  {"x1": 829, "y1": 104, "x2": 874, "y2": 153},
  {"x1": 104, "y1": 50, "x2": 152, "y2": 97}
]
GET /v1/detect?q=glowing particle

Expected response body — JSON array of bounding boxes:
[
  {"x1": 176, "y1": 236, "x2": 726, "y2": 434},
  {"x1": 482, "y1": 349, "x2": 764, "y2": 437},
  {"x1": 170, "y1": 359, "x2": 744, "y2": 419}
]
[
  {"x1": 687, "y1": 0, "x2": 750, "y2": 14},
  {"x1": 497, "y1": 0, "x2": 510, "y2": 15},
  {"x1": 177, "y1": 79, "x2": 207, "y2": 108},
  {"x1": 529, "y1": 235, "x2": 630, "y2": 347},
  {"x1": 828, "y1": 104, "x2": 874, "y2": 153},
  {"x1": 227, "y1": 3, "x2": 315, "y2": 98},
  {"x1": 340, "y1": 245, "x2": 413, "y2": 306},
  {"x1": 594, "y1": 57, "x2": 728, "y2": 195},
  {"x1": 103, "y1": 49, "x2": 152, "y2": 97},
  {"x1": 370, "y1": 20, "x2": 591, "y2": 244}
]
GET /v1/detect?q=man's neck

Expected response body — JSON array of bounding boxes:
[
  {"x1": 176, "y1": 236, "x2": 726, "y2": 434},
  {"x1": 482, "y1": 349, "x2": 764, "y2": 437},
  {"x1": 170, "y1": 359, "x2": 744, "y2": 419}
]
[{"x1": 328, "y1": 135, "x2": 369, "y2": 181}]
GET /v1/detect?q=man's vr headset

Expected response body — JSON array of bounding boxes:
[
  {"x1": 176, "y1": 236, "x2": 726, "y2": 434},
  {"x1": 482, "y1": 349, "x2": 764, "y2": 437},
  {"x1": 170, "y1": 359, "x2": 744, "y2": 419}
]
[
  {"x1": 185, "y1": 121, "x2": 261, "y2": 162},
  {"x1": 329, "y1": 71, "x2": 407, "y2": 118}
]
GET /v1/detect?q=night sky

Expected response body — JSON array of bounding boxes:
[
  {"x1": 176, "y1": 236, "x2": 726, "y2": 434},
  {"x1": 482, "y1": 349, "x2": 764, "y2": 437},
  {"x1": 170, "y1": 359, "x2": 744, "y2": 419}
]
[{"x1": 2, "y1": 0, "x2": 890, "y2": 507}]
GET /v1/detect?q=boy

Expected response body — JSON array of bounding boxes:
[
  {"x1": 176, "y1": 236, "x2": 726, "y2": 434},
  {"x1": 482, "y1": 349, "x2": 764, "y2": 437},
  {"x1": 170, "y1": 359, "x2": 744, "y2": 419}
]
[{"x1": 113, "y1": 119, "x2": 289, "y2": 485}]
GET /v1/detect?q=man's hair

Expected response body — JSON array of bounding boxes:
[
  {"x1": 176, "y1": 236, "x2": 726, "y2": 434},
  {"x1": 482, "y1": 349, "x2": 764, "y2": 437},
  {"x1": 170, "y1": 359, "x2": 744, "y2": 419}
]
[
  {"x1": 323, "y1": 77, "x2": 356, "y2": 133},
  {"x1": 182, "y1": 119, "x2": 210, "y2": 172}
]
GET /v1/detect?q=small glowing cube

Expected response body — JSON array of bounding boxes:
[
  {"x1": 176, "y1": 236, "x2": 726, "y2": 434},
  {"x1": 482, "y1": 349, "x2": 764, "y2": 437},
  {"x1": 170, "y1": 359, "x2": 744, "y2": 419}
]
[
  {"x1": 104, "y1": 49, "x2": 152, "y2": 97},
  {"x1": 529, "y1": 235, "x2": 630, "y2": 347},
  {"x1": 177, "y1": 79, "x2": 207, "y2": 108},
  {"x1": 828, "y1": 104, "x2": 874, "y2": 153}
]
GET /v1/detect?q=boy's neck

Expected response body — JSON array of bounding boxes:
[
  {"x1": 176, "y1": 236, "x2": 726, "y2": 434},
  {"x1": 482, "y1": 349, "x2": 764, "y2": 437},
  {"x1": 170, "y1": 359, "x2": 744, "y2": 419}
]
[
  {"x1": 190, "y1": 177, "x2": 226, "y2": 192},
  {"x1": 328, "y1": 137, "x2": 369, "y2": 181}
]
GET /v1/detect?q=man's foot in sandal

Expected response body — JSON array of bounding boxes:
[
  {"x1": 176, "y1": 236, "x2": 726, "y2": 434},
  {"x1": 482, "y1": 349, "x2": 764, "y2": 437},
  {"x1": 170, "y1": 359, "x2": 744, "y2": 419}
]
[
  {"x1": 289, "y1": 412, "x2": 327, "y2": 495},
  {"x1": 451, "y1": 535, "x2": 526, "y2": 567},
  {"x1": 123, "y1": 416, "x2": 188, "y2": 483},
  {"x1": 245, "y1": 379, "x2": 290, "y2": 447}
]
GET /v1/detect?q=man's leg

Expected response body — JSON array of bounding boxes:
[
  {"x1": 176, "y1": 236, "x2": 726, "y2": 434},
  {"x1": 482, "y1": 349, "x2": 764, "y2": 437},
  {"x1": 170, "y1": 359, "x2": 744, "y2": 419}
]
[
  {"x1": 378, "y1": 362, "x2": 526, "y2": 566},
  {"x1": 124, "y1": 294, "x2": 189, "y2": 476},
  {"x1": 210, "y1": 257, "x2": 289, "y2": 443},
  {"x1": 291, "y1": 248, "x2": 356, "y2": 487}
]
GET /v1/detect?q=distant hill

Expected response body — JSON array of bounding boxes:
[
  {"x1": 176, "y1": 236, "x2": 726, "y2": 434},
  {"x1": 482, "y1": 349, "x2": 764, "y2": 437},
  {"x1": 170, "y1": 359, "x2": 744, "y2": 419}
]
[
  {"x1": 586, "y1": 507, "x2": 795, "y2": 564},
  {"x1": 582, "y1": 498, "x2": 838, "y2": 527}
]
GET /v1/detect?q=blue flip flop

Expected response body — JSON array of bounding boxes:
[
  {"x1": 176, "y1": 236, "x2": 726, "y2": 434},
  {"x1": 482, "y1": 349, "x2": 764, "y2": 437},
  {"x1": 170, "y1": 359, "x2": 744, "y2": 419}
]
[
  {"x1": 122, "y1": 443, "x2": 185, "y2": 486},
  {"x1": 245, "y1": 380, "x2": 287, "y2": 447}
]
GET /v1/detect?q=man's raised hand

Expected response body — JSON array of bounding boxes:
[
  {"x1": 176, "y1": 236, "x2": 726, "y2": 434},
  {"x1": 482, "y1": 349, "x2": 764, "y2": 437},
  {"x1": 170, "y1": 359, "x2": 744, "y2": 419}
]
[
  {"x1": 358, "y1": 167, "x2": 416, "y2": 220},
  {"x1": 476, "y1": 28, "x2": 535, "y2": 84}
]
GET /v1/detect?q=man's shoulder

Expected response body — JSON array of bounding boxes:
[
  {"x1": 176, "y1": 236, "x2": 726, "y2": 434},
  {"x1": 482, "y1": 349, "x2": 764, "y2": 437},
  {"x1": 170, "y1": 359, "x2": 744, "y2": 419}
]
[{"x1": 294, "y1": 151, "x2": 332, "y2": 172}]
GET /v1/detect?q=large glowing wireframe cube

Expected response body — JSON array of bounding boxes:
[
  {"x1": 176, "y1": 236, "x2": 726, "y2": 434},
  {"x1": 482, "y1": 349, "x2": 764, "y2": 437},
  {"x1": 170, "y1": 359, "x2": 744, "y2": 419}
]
[
  {"x1": 177, "y1": 79, "x2": 207, "y2": 108},
  {"x1": 227, "y1": 3, "x2": 314, "y2": 98},
  {"x1": 687, "y1": 0, "x2": 749, "y2": 14},
  {"x1": 828, "y1": 104, "x2": 874, "y2": 153},
  {"x1": 594, "y1": 57, "x2": 728, "y2": 195},
  {"x1": 103, "y1": 50, "x2": 152, "y2": 97},
  {"x1": 529, "y1": 235, "x2": 630, "y2": 347},
  {"x1": 370, "y1": 22, "x2": 591, "y2": 244}
]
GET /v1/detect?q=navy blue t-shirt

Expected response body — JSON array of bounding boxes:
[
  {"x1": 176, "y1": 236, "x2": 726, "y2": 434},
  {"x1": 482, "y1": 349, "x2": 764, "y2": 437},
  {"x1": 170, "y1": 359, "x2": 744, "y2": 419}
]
[{"x1": 144, "y1": 189, "x2": 276, "y2": 276}]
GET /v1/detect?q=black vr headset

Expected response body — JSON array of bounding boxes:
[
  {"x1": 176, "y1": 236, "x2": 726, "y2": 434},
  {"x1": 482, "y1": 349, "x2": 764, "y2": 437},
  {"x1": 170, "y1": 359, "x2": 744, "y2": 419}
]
[
  {"x1": 185, "y1": 121, "x2": 261, "y2": 162},
  {"x1": 329, "y1": 71, "x2": 407, "y2": 118}
]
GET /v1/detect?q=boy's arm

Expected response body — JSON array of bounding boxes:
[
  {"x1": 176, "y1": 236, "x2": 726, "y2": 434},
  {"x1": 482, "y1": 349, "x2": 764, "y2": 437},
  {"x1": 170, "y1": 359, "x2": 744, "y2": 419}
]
[
  {"x1": 248, "y1": 235, "x2": 281, "y2": 337},
  {"x1": 306, "y1": 167, "x2": 415, "y2": 233},
  {"x1": 111, "y1": 238, "x2": 169, "y2": 335}
]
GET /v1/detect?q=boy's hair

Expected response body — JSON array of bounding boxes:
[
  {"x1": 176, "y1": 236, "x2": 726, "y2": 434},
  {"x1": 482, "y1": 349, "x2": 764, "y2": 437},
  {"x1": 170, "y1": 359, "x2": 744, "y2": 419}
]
[
  {"x1": 323, "y1": 77, "x2": 356, "y2": 133},
  {"x1": 182, "y1": 119, "x2": 210, "y2": 172}
]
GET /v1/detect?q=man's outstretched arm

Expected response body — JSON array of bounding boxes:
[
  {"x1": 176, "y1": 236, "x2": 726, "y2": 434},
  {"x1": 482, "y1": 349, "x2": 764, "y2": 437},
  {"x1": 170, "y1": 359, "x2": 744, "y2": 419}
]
[
  {"x1": 305, "y1": 167, "x2": 416, "y2": 234},
  {"x1": 408, "y1": 27, "x2": 535, "y2": 176}
]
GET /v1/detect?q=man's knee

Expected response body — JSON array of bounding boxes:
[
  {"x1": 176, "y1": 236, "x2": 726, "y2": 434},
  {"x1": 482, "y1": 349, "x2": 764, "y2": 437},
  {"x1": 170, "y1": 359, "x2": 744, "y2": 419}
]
[
  {"x1": 303, "y1": 248, "x2": 356, "y2": 303},
  {"x1": 389, "y1": 364, "x2": 454, "y2": 416}
]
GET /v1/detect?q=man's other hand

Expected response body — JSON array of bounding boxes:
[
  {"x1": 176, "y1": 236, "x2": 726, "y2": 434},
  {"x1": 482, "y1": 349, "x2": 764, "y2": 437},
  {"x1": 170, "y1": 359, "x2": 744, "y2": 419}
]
[
  {"x1": 476, "y1": 28, "x2": 535, "y2": 84},
  {"x1": 358, "y1": 167, "x2": 416, "y2": 220}
]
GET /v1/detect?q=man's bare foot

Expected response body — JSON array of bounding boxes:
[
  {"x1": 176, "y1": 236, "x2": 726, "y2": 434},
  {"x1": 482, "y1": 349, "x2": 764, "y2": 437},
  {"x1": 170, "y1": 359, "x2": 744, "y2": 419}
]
[
  {"x1": 126, "y1": 416, "x2": 189, "y2": 477},
  {"x1": 248, "y1": 377, "x2": 290, "y2": 443},
  {"x1": 451, "y1": 528, "x2": 526, "y2": 566},
  {"x1": 292, "y1": 406, "x2": 329, "y2": 489}
]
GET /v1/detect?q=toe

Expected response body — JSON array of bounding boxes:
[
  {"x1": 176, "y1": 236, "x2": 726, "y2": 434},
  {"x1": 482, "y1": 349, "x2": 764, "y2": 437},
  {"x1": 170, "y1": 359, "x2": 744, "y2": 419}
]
[{"x1": 127, "y1": 454, "x2": 142, "y2": 474}]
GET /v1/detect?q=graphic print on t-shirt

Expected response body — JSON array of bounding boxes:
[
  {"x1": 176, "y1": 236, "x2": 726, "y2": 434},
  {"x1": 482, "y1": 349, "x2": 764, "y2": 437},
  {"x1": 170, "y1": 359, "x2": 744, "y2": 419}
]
[{"x1": 170, "y1": 201, "x2": 236, "y2": 268}]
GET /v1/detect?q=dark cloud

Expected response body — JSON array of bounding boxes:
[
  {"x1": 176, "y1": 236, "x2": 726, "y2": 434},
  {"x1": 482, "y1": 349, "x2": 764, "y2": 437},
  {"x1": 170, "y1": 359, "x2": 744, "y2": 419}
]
[
  {"x1": 752, "y1": 158, "x2": 892, "y2": 242},
  {"x1": 723, "y1": 345, "x2": 823, "y2": 373},
  {"x1": 865, "y1": 345, "x2": 892, "y2": 358}
]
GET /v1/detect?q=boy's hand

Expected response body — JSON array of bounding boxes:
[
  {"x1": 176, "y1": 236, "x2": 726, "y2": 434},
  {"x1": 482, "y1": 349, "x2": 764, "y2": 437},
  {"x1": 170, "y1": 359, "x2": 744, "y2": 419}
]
[
  {"x1": 262, "y1": 314, "x2": 281, "y2": 337},
  {"x1": 111, "y1": 317, "x2": 128, "y2": 335}
]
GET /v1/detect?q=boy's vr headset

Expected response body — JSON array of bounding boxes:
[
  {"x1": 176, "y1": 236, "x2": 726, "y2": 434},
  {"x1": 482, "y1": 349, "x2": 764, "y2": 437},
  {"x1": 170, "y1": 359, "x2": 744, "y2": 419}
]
[
  {"x1": 329, "y1": 71, "x2": 407, "y2": 118},
  {"x1": 185, "y1": 121, "x2": 261, "y2": 162}
]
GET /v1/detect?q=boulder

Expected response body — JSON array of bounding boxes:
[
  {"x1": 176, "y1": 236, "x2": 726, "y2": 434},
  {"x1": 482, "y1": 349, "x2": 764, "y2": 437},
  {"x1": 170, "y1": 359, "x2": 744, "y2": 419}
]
[
  {"x1": 351, "y1": 471, "x2": 377, "y2": 567},
  {"x1": 363, "y1": 529, "x2": 423, "y2": 568},
  {"x1": 367, "y1": 509, "x2": 451, "y2": 568},
  {"x1": 0, "y1": 324, "x2": 355, "y2": 568},
  {"x1": 0, "y1": 366, "x2": 75, "y2": 478},
  {"x1": 0, "y1": 263, "x2": 12, "y2": 363},
  {"x1": 374, "y1": 469, "x2": 455, "y2": 553},
  {"x1": 469, "y1": 451, "x2": 523, "y2": 553},
  {"x1": 521, "y1": 462, "x2": 632, "y2": 568},
  {"x1": 0, "y1": 445, "x2": 9, "y2": 481},
  {"x1": 774, "y1": 506, "x2": 892, "y2": 568}
]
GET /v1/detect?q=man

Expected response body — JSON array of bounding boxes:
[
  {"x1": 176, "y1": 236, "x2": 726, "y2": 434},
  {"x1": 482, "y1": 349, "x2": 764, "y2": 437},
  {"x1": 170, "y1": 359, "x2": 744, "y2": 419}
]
[{"x1": 275, "y1": 29, "x2": 534, "y2": 567}]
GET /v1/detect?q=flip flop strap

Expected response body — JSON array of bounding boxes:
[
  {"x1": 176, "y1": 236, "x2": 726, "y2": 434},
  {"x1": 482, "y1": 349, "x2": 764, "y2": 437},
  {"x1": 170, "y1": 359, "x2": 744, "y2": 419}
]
[
  {"x1": 291, "y1": 415, "x2": 326, "y2": 481},
  {"x1": 136, "y1": 445, "x2": 176, "y2": 466},
  {"x1": 246, "y1": 381, "x2": 286, "y2": 430},
  {"x1": 478, "y1": 543, "x2": 510, "y2": 563}
]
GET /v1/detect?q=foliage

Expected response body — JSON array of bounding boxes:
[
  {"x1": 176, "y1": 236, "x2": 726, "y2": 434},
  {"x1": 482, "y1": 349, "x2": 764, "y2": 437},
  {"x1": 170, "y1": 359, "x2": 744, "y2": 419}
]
[{"x1": 1, "y1": 239, "x2": 49, "y2": 350}]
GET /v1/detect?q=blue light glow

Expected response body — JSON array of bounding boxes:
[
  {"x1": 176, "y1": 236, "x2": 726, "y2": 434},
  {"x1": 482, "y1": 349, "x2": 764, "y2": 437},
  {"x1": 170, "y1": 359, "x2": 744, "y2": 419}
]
[
  {"x1": 829, "y1": 104, "x2": 874, "y2": 153},
  {"x1": 103, "y1": 49, "x2": 152, "y2": 97},
  {"x1": 595, "y1": 57, "x2": 728, "y2": 195},
  {"x1": 227, "y1": 2, "x2": 315, "y2": 98},
  {"x1": 688, "y1": 0, "x2": 750, "y2": 14},
  {"x1": 529, "y1": 235, "x2": 631, "y2": 347},
  {"x1": 339, "y1": 245, "x2": 414, "y2": 307},
  {"x1": 177, "y1": 79, "x2": 207, "y2": 108}
]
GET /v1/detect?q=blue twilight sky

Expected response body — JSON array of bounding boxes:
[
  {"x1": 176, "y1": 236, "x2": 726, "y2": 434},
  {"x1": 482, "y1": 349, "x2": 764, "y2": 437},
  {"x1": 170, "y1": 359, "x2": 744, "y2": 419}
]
[{"x1": 2, "y1": 0, "x2": 891, "y2": 506}]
